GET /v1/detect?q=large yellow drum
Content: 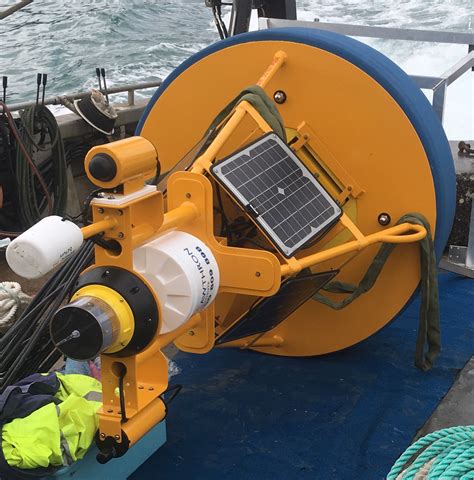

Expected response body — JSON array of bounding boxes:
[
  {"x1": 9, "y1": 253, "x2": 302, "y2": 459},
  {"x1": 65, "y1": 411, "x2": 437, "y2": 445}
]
[{"x1": 136, "y1": 28, "x2": 455, "y2": 356}]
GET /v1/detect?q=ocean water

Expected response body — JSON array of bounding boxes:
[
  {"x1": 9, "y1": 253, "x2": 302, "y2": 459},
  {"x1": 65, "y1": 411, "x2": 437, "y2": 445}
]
[{"x1": 0, "y1": 0, "x2": 472, "y2": 138}]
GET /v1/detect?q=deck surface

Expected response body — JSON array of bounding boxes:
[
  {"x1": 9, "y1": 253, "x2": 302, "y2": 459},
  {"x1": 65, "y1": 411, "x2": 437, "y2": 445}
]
[
  {"x1": 131, "y1": 272, "x2": 473, "y2": 480},
  {"x1": 417, "y1": 356, "x2": 474, "y2": 439}
]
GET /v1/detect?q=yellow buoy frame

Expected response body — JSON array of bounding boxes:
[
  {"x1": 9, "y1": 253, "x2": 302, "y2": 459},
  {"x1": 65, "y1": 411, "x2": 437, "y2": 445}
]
[{"x1": 74, "y1": 41, "x2": 440, "y2": 447}]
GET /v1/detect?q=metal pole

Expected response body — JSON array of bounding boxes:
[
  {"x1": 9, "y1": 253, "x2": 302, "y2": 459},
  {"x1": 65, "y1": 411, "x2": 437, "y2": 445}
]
[
  {"x1": 466, "y1": 200, "x2": 474, "y2": 270},
  {"x1": 260, "y1": 0, "x2": 296, "y2": 21},
  {"x1": 0, "y1": 80, "x2": 162, "y2": 113},
  {"x1": 0, "y1": 0, "x2": 33, "y2": 20},
  {"x1": 229, "y1": 0, "x2": 252, "y2": 36},
  {"x1": 260, "y1": 18, "x2": 474, "y2": 46}
]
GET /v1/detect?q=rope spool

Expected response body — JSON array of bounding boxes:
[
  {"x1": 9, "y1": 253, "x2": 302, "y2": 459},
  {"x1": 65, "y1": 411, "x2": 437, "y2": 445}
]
[
  {"x1": 0, "y1": 282, "x2": 31, "y2": 334},
  {"x1": 74, "y1": 89, "x2": 117, "y2": 135},
  {"x1": 388, "y1": 426, "x2": 474, "y2": 479}
]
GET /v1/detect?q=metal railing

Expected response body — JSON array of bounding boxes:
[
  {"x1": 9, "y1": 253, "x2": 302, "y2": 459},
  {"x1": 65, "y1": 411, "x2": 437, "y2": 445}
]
[
  {"x1": 259, "y1": 17, "x2": 474, "y2": 123},
  {"x1": 439, "y1": 198, "x2": 474, "y2": 278},
  {"x1": 2, "y1": 80, "x2": 162, "y2": 113}
]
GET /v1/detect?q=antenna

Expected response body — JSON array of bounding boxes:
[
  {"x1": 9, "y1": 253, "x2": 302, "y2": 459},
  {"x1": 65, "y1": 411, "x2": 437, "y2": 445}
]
[
  {"x1": 100, "y1": 68, "x2": 110, "y2": 105},
  {"x1": 96, "y1": 67, "x2": 102, "y2": 91},
  {"x1": 36, "y1": 73, "x2": 42, "y2": 106},
  {"x1": 41, "y1": 73, "x2": 47, "y2": 106},
  {"x1": 2, "y1": 76, "x2": 7, "y2": 103}
]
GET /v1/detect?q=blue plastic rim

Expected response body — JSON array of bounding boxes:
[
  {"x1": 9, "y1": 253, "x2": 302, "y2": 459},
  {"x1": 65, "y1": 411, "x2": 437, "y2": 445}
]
[{"x1": 137, "y1": 27, "x2": 456, "y2": 259}]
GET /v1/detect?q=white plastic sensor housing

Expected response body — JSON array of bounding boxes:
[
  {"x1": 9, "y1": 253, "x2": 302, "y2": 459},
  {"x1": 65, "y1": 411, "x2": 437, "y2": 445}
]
[
  {"x1": 133, "y1": 231, "x2": 220, "y2": 334},
  {"x1": 6, "y1": 216, "x2": 83, "y2": 279}
]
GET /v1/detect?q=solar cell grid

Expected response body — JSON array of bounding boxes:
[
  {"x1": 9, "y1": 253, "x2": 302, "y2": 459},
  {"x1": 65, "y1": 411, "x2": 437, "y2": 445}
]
[{"x1": 211, "y1": 133, "x2": 342, "y2": 257}]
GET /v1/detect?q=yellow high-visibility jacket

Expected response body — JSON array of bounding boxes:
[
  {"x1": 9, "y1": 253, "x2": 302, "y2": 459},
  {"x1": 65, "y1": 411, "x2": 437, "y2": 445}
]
[{"x1": 1, "y1": 372, "x2": 101, "y2": 470}]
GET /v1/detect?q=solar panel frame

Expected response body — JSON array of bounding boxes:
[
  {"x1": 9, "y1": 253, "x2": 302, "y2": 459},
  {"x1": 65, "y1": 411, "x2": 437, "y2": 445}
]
[{"x1": 211, "y1": 132, "x2": 342, "y2": 258}]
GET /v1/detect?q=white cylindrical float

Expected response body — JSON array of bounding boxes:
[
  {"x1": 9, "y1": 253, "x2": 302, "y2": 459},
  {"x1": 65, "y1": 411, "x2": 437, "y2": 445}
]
[
  {"x1": 6, "y1": 216, "x2": 84, "y2": 279},
  {"x1": 133, "y1": 231, "x2": 220, "y2": 334}
]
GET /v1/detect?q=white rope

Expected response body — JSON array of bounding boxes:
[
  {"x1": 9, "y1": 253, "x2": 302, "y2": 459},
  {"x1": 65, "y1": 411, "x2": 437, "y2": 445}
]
[
  {"x1": 395, "y1": 458, "x2": 435, "y2": 479},
  {"x1": 0, "y1": 281, "x2": 31, "y2": 333}
]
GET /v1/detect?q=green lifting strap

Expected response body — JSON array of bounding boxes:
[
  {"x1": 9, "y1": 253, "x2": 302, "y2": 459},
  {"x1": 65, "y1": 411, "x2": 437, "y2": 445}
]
[
  {"x1": 195, "y1": 84, "x2": 287, "y2": 161},
  {"x1": 313, "y1": 212, "x2": 440, "y2": 371}
]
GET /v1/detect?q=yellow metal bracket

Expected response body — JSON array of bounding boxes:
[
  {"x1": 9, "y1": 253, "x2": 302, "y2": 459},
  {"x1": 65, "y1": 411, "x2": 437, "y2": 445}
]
[
  {"x1": 291, "y1": 121, "x2": 365, "y2": 204},
  {"x1": 98, "y1": 341, "x2": 168, "y2": 443},
  {"x1": 166, "y1": 171, "x2": 282, "y2": 353},
  {"x1": 81, "y1": 189, "x2": 164, "y2": 271},
  {"x1": 280, "y1": 213, "x2": 427, "y2": 277},
  {"x1": 190, "y1": 49, "x2": 287, "y2": 174}
]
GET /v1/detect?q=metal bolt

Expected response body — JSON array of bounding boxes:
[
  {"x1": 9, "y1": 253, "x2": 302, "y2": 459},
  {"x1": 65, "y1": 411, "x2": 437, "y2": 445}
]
[
  {"x1": 185, "y1": 193, "x2": 191, "y2": 199},
  {"x1": 273, "y1": 90, "x2": 287, "y2": 104},
  {"x1": 188, "y1": 330, "x2": 195, "y2": 336},
  {"x1": 138, "y1": 385, "x2": 144, "y2": 390},
  {"x1": 114, "y1": 435, "x2": 120, "y2": 440},
  {"x1": 118, "y1": 232, "x2": 124, "y2": 239},
  {"x1": 97, "y1": 192, "x2": 107, "y2": 198},
  {"x1": 97, "y1": 207, "x2": 104, "y2": 214},
  {"x1": 303, "y1": 134, "x2": 309, "y2": 140},
  {"x1": 255, "y1": 271, "x2": 261, "y2": 277},
  {"x1": 148, "y1": 387, "x2": 154, "y2": 391},
  {"x1": 107, "y1": 409, "x2": 113, "y2": 413},
  {"x1": 100, "y1": 433, "x2": 106, "y2": 439},
  {"x1": 378, "y1": 213, "x2": 391, "y2": 226}
]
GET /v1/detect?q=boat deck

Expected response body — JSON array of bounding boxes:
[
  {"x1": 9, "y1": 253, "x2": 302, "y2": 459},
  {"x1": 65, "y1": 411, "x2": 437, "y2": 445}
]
[
  {"x1": 132, "y1": 272, "x2": 473, "y2": 479},
  {"x1": 0, "y1": 141, "x2": 471, "y2": 479}
]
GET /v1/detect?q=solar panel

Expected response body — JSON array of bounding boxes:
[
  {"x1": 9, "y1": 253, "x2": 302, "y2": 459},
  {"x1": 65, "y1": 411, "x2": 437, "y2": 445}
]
[
  {"x1": 211, "y1": 133, "x2": 342, "y2": 257},
  {"x1": 215, "y1": 270, "x2": 339, "y2": 345}
]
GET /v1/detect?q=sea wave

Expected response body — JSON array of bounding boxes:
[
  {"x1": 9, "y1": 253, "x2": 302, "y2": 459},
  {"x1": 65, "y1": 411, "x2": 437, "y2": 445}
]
[{"x1": 0, "y1": 0, "x2": 471, "y2": 137}]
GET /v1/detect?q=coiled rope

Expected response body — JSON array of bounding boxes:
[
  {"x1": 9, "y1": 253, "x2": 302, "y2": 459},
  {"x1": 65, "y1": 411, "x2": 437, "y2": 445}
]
[
  {"x1": 388, "y1": 425, "x2": 474, "y2": 479},
  {"x1": 0, "y1": 282, "x2": 31, "y2": 334}
]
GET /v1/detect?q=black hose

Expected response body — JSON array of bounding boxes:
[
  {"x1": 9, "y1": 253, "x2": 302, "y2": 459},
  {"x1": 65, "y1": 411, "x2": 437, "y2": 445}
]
[
  {"x1": 14, "y1": 105, "x2": 68, "y2": 229},
  {"x1": 0, "y1": 115, "x2": 20, "y2": 231},
  {"x1": 118, "y1": 369, "x2": 128, "y2": 423}
]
